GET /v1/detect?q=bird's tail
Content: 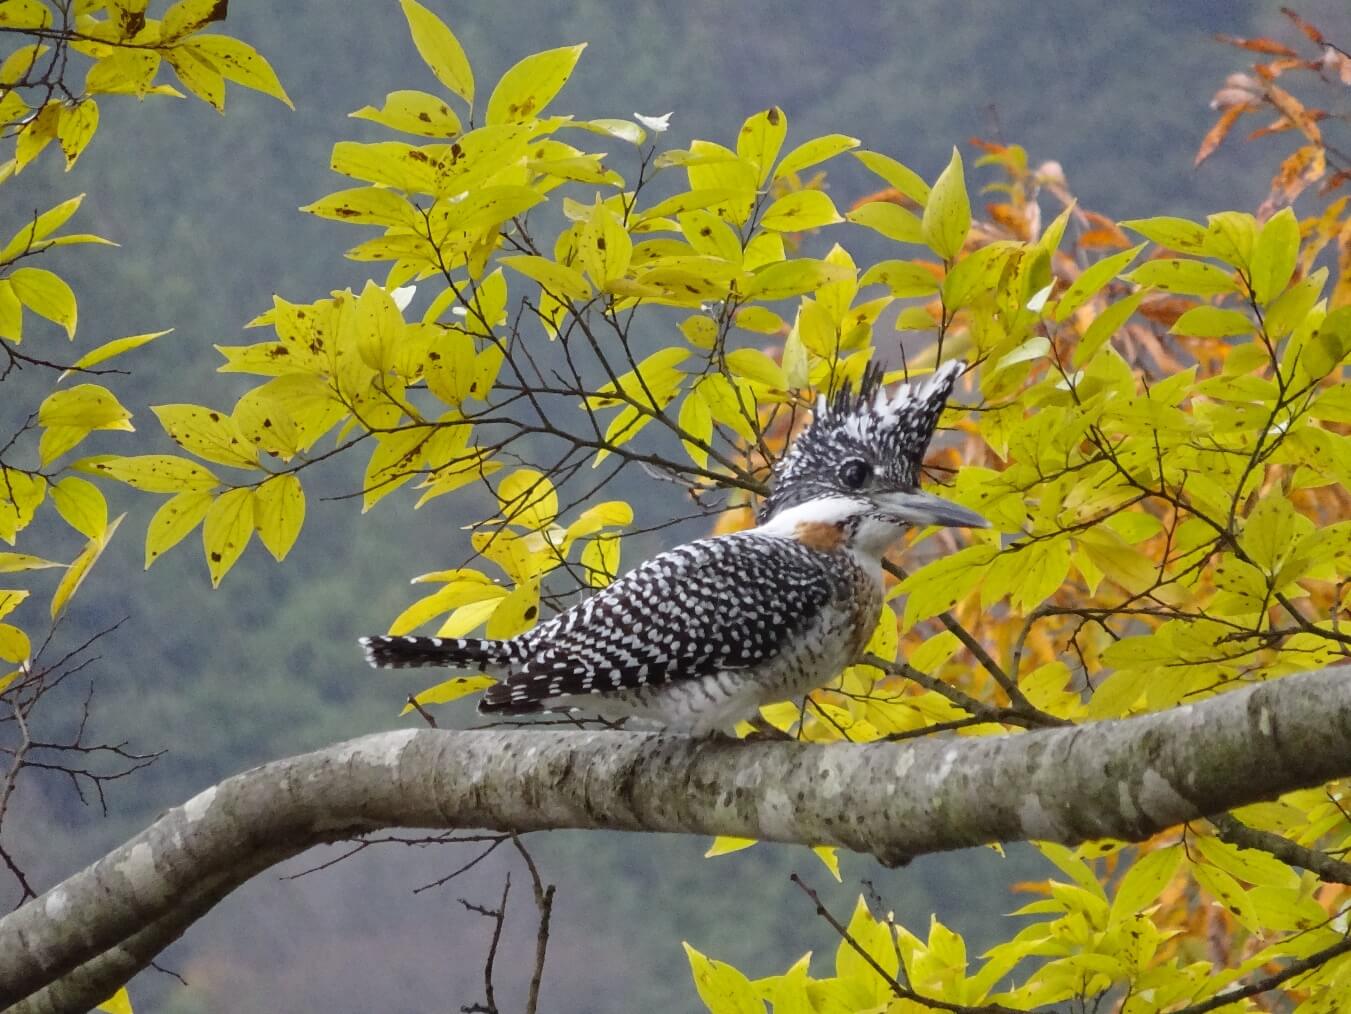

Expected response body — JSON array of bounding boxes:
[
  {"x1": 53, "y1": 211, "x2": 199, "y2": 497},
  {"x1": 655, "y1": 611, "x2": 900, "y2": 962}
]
[{"x1": 359, "y1": 635, "x2": 515, "y2": 671}]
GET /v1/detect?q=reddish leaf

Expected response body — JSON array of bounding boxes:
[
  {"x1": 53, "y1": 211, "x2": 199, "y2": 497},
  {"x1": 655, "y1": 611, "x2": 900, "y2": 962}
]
[
  {"x1": 1195, "y1": 103, "x2": 1254, "y2": 167},
  {"x1": 1323, "y1": 169, "x2": 1351, "y2": 195},
  {"x1": 1137, "y1": 296, "x2": 1197, "y2": 328},
  {"x1": 848, "y1": 187, "x2": 916, "y2": 211},
  {"x1": 1280, "y1": 7, "x2": 1325, "y2": 45},
  {"x1": 1247, "y1": 116, "x2": 1293, "y2": 141},
  {"x1": 1079, "y1": 227, "x2": 1132, "y2": 250},
  {"x1": 1214, "y1": 34, "x2": 1299, "y2": 57}
]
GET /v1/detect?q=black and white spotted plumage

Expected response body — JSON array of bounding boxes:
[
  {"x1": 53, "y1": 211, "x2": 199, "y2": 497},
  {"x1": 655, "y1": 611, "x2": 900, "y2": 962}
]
[{"x1": 360, "y1": 359, "x2": 984, "y2": 735}]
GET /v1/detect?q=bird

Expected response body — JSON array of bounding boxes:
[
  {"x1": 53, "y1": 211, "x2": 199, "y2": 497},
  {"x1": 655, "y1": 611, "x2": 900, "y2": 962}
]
[{"x1": 360, "y1": 358, "x2": 987, "y2": 736}]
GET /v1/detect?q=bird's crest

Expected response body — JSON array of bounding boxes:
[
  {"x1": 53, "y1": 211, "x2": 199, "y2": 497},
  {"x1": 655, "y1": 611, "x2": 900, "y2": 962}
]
[{"x1": 760, "y1": 359, "x2": 966, "y2": 520}]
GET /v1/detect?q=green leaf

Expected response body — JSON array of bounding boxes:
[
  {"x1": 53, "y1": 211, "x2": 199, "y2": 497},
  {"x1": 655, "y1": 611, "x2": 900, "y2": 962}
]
[
  {"x1": 1052, "y1": 244, "x2": 1145, "y2": 322},
  {"x1": 921, "y1": 147, "x2": 969, "y2": 260},
  {"x1": 202, "y1": 487, "x2": 254, "y2": 587},
  {"x1": 1109, "y1": 845, "x2": 1181, "y2": 924},
  {"x1": 745, "y1": 258, "x2": 852, "y2": 301},
  {"x1": 485, "y1": 44, "x2": 585, "y2": 125},
  {"x1": 852, "y1": 150, "x2": 930, "y2": 205},
  {"x1": 758, "y1": 190, "x2": 842, "y2": 232},
  {"x1": 253, "y1": 474, "x2": 304, "y2": 561},
  {"x1": 144, "y1": 490, "x2": 213, "y2": 568},
  {"x1": 9, "y1": 267, "x2": 76, "y2": 337},
  {"x1": 1249, "y1": 207, "x2": 1299, "y2": 306},
  {"x1": 399, "y1": 0, "x2": 474, "y2": 103},
  {"x1": 1125, "y1": 258, "x2": 1237, "y2": 296},
  {"x1": 1170, "y1": 305, "x2": 1254, "y2": 338},
  {"x1": 1075, "y1": 291, "x2": 1145, "y2": 366},
  {"x1": 735, "y1": 106, "x2": 786, "y2": 185},
  {"x1": 1120, "y1": 215, "x2": 1208, "y2": 253},
  {"x1": 846, "y1": 201, "x2": 924, "y2": 244},
  {"x1": 773, "y1": 133, "x2": 859, "y2": 181}
]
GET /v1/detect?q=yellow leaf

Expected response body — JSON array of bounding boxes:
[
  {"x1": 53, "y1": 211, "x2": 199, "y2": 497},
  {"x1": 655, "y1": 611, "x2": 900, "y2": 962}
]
[
  {"x1": 350, "y1": 88, "x2": 462, "y2": 137},
  {"x1": 853, "y1": 149, "x2": 931, "y2": 204},
  {"x1": 1125, "y1": 258, "x2": 1238, "y2": 296},
  {"x1": 485, "y1": 43, "x2": 585, "y2": 125},
  {"x1": 0, "y1": 280, "x2": 21, "y2": 341},
  {"x1": 56, "y1": 99, "x2": 99, "y2": 169},
  {"x1": 725, "y1": 347, "x2": 788, "y2": 391},
  {"x1": 162, "y1": 0, "x2": 227, "y2": 38},
  {"x1": 774, "y1": 133, "x2": 859, "y2": 181},
  {"x1": 63, "y1": 329, "x2": 171, "y2": 376},
  {"x1": 812, "y1": 845, "x2": 842, "y2": 882},
  {"x1": 846, "y1": 201, "x2": 924, "y2": 244},
  {"x1": 695, "y1": 373, "x2": 756, "y2": 442},
  {"x1": 0, "y1": 551, "x2": 60, "y2": 574},
  {"x1": 354, "y1": 280, "x2": 405, "y2": 373},
  {"x1": 398, "y1": 0, "x2": 474, "y2": 103},
  {"x1": 677, "y1": 391, "x2": 712, "y2": 468},
  {"x1": 165, "y1": 45, "x2": 225, "y2": 110},
  {"x1": 499, "y1": 254, "x2": 592, "y2": 301},
  {"x1": 50, "y1": 476, "x2": 107, "y2": 539},
  {"x1": 733, "y1": 306, "x2": 786, "y2": 334},
  {"x1": 95, "y1": 985, "x2": 134, "y2": 1014},
  {"x1": 497, "y1": 468, "x2": 558, "y2": 529},
  {"x1": 202, "y1": 487, "x2": 253, "y2": 587},
  {"x1": 580, "y1": 532, "x2": 619, "y2": 587},
  {"x1": 231, "y1": 387, "x2": 300, "y2": 460},
  {"x1": 301, "y1": 186, "x2": 414, "y2": 227},
  {"x1": 0, "y1": 588, "x2": 28, "y2": 621},
  {"x1": 0, "y1": 623, "x2": 29, "y2": 664},
  {"x1": 0, "y1": 0, "x2": 52, "y2": 29},
  {"x1": 745, "y1": 258, "x2": 852, "y2": 301},
  {"x1": 187, "y1": 35, "x2": 293, "y2": 108},
  {"x1": 562, "y1": 499, "x2": 632, "y2": 551},
  {"x1": 253, "y1": 474, "x2": 304, "y2": 561},
  {"x1": 1108, "y1": 845, "x2": 1181, "y2": 925},
  {"x1": 152, "y1": 403, "x2": 257, "y2": 469},
  {"x1": 683, "y1": 942, "x2": 764, "y2": 1014},
  {"x1": 401, "y1": 675, "x2": 496, "y2": 713},
  {"x1": 759, "y1": 189, "x2": 842, "y2": 233},
  {"x1": 9, "y1": 266, "x2": 76, "y2": 337},
  {"x1": 0, "y1": 468, "x2": 46, "y2": 544},
  {"x1": 1250, "y1": 206, "x2": 1299, "y2": 305},
  {"x1": 735, "y1": 105, "x2": 787, "y2": 185},
  {"x1": 704, "y1": 836, "x2": 756, "y2": 857},
  {"x1": 86, "y1": 454, "x2": 218, "y2": 492},
  {"x1": 144, "y1": 490, "x2": 212, "y2": 568},
  {"x1": 51, "y1": 514, "x2": 123, "y2": 619},
  {"x1": 38, "y1": 384, "x2": 134, "y2": 463},
  {"x1": 921, "y1": 147, "x2": 970, "y2": 260},
  {"x1": 486, "y1": 580, "x2": 540, "y2": 639}
]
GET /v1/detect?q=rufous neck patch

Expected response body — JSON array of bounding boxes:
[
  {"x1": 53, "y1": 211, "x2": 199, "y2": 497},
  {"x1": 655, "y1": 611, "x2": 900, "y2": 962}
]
[{"x1": 793, "y1": 520, "x2": 847, "y2": 552}]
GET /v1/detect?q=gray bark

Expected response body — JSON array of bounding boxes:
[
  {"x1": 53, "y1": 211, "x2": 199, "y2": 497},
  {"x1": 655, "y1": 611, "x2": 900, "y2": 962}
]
[{"x1": 3, "y1": 663, "x2": 1349, "y2": 1012}]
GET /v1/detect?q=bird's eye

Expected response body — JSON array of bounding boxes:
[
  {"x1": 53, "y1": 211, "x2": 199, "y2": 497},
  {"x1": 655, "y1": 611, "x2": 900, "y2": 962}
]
[{"x1": 839, "y1": 459, "x2": 872, "y2": 490}]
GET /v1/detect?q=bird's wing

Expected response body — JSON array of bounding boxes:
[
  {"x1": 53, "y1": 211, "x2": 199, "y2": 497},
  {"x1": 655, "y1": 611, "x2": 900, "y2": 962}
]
[{"x1": 493, "y1": 533, "x2": 837, "y2": 706}]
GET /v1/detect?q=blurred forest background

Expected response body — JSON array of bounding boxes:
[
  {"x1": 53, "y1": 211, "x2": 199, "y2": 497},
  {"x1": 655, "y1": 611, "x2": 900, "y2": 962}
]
[{"x1": 5, "y1": 1, "x2": 1346, "y2": 1010}]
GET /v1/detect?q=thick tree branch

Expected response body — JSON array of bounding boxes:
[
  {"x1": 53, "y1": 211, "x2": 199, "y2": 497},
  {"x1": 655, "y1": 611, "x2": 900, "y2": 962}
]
[{"x1": 3, "y1": 663, "x2": 1350, "y2": 1011}]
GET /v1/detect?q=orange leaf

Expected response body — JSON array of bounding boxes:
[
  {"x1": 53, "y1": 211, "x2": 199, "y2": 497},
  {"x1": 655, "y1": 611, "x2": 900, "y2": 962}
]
[
  {"x1": 1265, "y1": 83, "x2": 1322, "y2": 144},
  {"x1": 1280, "y1": 6, "x2": 1325, "y2": 46},
  {"x1": 1214, "y1": 34, "x2": 1299, "y2": 58},
  {"x1": 1195, "y1": 103, "x2": 1254, "y2": 167}
]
